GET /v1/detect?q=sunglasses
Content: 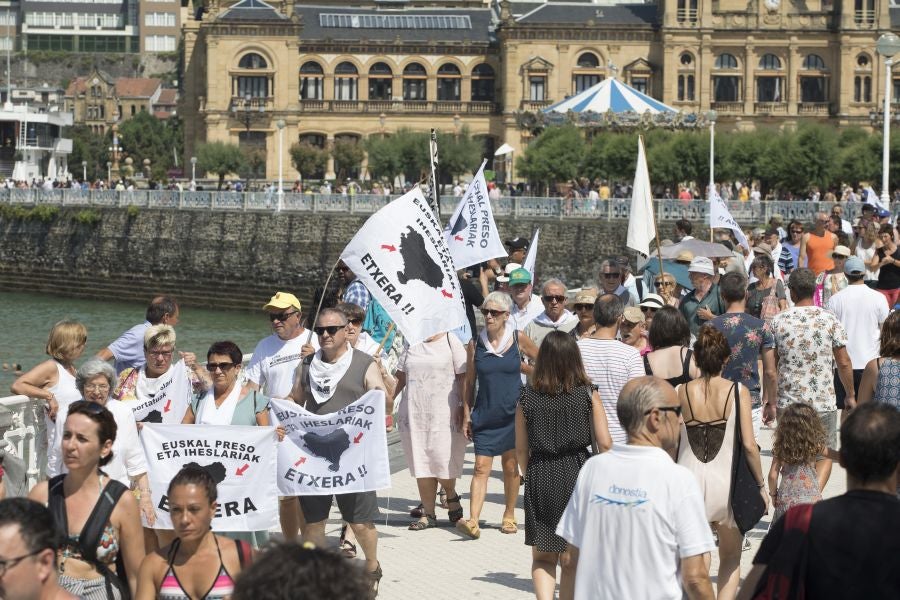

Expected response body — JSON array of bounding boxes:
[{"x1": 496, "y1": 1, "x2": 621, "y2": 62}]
[
  {"x1": 542, "y1": 295, "x2": 566, "y2": 303},
  {"x1": 602, "y1": 273, "x2": 621, "y2": 279},
  {"x1": 480, "y1": 308, "x2": 507, "y2": 318},
  {"x1": 644, "y1": 405, "x2": 683, "y2": 417},
  {"x1": 206, "y1": 362, "x2": 236, "y2": 372},
  {"x1": 314, "y1": 325, "x2": 346, "y2": 336},
  {"x1": 573, "y1": 303, "x2": 593, "y2": 311},
  {"x1": 269, "y1": 311, "x2": 299, "y2": 322},
  {"x1": 790, "y1": 229, "x2": 803, "y2": 234},
  {"x1": 348, "y1": 318, "x2": 363, "y2": 326},
  {"x1": 655, "y1": 280, "x2": 674, "y2": 286},
  {"x1": 640, "y1": 307, "x2": 658, "y2": 314}
]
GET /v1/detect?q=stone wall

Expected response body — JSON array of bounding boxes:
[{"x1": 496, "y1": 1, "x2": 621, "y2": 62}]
[{"x1": 0, "y1": 208, "x2": 709, "y2": 309}]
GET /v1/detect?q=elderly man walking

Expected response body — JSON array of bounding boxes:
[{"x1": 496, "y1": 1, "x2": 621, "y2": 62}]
[
  {"x1": 597, "y1": 257, "x2": 635, "y2": 307},
  {"x1": 679, "y1": 257, "x2": 725, "y2": 338},
  {"x1": 524, "y1": 278, "x2": 578, "y2": 348},
  {"x1": 508, "y1": 268, "x2": 544, "y2": 331},
  {"x1": 799, "y1": 212, "x2": 838, "y2": 276},
  {"x1": 557, "y1": 376, "x2": 715, "y2": 600}
]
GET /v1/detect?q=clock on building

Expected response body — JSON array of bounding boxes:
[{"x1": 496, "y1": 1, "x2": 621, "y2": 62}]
[{"x1": 764, "y1": 0, "x2": 780, "y2": 11}]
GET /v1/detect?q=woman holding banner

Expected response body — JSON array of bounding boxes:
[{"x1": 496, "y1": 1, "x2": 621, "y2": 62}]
[
  {"x1": 135, "y1": 466, "x2": 253, "y2": 600},
  {"x1": 181, "y1": 341, "x2": 270, "y2": 548},
  {"x1": 394, "y1": 331, "x2": 468, "y2": 530},
  {"x1": 458, "y1": 292, "x2": 534, "y2": 539}
]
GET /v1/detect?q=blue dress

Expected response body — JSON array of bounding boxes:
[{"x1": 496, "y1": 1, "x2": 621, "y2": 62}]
[{"x1": 471, "y1": 334, "x2": 522, "y2": 456}]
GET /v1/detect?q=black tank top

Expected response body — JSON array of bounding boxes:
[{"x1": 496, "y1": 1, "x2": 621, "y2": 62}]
[{"x1": 643, "y1": 347, "x2": 694, "y2": 387}]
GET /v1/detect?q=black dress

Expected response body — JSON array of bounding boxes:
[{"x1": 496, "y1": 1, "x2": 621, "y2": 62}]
[{"x1": 519, "y1": 383, "x2": 593, "y2": 552}]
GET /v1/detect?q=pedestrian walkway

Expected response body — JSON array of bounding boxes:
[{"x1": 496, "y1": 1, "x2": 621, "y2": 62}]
[{"x1": 312, "y1": 424, "x2": 847, "y2": 599}]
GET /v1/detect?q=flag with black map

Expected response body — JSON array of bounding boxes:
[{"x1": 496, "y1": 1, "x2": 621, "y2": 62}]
[
  {"x1": 444, "y1": 159, "x2": 507, "y2": 269},
  {"x1": 340, "y1": 187, "x2": 467, "y2": 346}
]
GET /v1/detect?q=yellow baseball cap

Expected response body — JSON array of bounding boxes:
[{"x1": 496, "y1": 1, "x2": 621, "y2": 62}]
[{"x1": 263, "y1": 292, "x2": 302, "y2": 312}]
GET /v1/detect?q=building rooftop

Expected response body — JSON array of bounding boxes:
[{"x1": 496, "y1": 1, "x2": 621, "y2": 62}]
[
  {"x1": 217, "y1": 0, "x2": 288, "y2": 22},
  {"x1": 115, "y1": 78, "x2": 162, "y2": 99},
  {"x1": 514, "y1": 2, "x2": 657, "y2": 25}
]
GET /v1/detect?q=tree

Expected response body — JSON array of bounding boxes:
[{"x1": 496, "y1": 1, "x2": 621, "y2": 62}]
[
  {"x1": 66, "y1": 125, "x2": 108, "y2": 181},
  {"x1": 289, "y1": 142, "x2": 328, "y2": 180},
  {"x1": 363, "y1": 135, "x2": 403, "y2": 181},
  {"x1": 516, "y1": 125, "x2": 584, "y2": 193},
  {"x1": 196, "y1": 141, "x2": 245, "y2": 189},
  {"x1": 332, "y1": 138, "x2": 365, "y2": 181},
  {"x1": 363, "y1": 129, "x2": 429, "y2": 182},
  {"x1": 438, "y1": 127, "x2": 483, "y2": 182},
  {"x1": 116, "y1": 112, "x2": 183, "y2": 180},
  {"x1": 239, "y1": 146, "x2": 267, "y2": 187}
]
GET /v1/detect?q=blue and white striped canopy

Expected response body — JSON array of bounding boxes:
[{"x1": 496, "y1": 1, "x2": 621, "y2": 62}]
[{"x1": 544, "y1": 78, "x2": 677, "y2": 115}]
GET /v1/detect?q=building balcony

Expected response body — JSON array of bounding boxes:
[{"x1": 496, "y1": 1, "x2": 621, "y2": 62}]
[
  {"x1": 710, "y1": 101, "x2": 743, "y2": 114},
  {"x1": 297, "y1": 99, "x2": 499, "y2": 114},
  {"x1": 754, "y1": 102, "x2": 788, "y2": 115},
  {"x1": 797, "y1": 102, "x2": 831, "y2": 116},
  {"x1": 520, "y1": 100, "x2": 552, "y2": 111}
]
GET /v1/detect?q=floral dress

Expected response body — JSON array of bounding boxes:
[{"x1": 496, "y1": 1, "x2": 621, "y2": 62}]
[{"x1": 773, "y1": 462, "x2": 822, "y2": 522}]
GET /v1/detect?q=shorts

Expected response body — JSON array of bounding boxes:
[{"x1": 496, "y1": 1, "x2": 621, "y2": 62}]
[
  {"x1": 299, "y1": 491, "x2": 380, "y2": 524},
  {"x1": 833, "y1": 369, "x2": 864, "y2": 410},
  {"x1": 777, "y1": 406, "x2": 838, "y2": 450}
]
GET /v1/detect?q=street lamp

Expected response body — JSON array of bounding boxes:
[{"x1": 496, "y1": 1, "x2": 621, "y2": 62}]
[
  {"x1": 108, "y1": 125, "x2": 122, "y2": 172},
  {"x1": 276, "y1": 119, "x2": 285, "y2": 212},
  {"x1": 81, "y1": 160, "x2": 87, "y2": 182},
  {"x1": 876, "y1": 32, "x2": 900, "y2": 207},
  {"x1": 190, "y1": 156, "x2": 197, "y2": 182},
  {"x1": 231, "y1": 93, "x2": 265, "y2": 134},
  {"x1": 706, "y1": 109, "x2": 717, "y2": 203},
  {"x1": 106, "y1": 161, "x2": 111, "y2": 186}
]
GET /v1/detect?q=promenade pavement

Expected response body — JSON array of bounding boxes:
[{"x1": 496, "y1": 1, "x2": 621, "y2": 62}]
[{"x1": 309, "y1": 423, "x2": 848, "y2": 599}]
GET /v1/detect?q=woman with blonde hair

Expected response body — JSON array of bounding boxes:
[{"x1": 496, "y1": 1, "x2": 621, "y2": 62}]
[{"x1": 11, "y1": 319, "x2": 87, "y2": 430}]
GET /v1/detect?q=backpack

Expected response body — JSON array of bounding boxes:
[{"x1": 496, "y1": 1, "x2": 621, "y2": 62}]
[
  {"x1": 49, "y1": 474, "x2": 131, "y2": 600},
  {"x1": 751, "y1": 503, "x2": 814, "y2": 600},
  {"x1": 760, "y1": 283, "x2": 781, "y2": 323}
]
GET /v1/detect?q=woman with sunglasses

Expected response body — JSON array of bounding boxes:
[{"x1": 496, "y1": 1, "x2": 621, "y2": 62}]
[
  {"x1": 569, "y1": 289, "x2": 598, "y2": 341},
  {"x1": 676, "y1": 326, "x2": 766, "y2": 600},
  {"x1": 457, "y1": 292, "x2": 536, "y2": 538},
  {"x1": 783, "y1": 220, "x2": 804, "y2": 270},
  {"x1": 181, "y1": 341, "x2": 269, "y2": 547},
  {"x1": 29, "y1": 401, "x2": 145, "y2": 599}
]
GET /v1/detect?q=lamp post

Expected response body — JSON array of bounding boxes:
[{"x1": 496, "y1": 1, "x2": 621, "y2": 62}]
[
  {"x1": 108, "y1": 125, "x2": 122, "y2": 172},
  {"x1": 276, "y1": 119, "x2": 285, "y2": 212},
  {"x1": 190, "y1": 156, "x2": 197, "y2": 183},
  {"x1": 232, "y1": 93, "x2": 265, "y2": 135},
  {"x1": 106, "y1": 161, "x2": 111, "y2": 186},
  {"x1": 876, "y1": 32, "x2": 900, "y2": 207},
  {"x1": 81, "y1": 160, "x2": 87, "y2": 182},
  {"x1": 706, "y1": 109, "x2": 717, "y2": 202}
]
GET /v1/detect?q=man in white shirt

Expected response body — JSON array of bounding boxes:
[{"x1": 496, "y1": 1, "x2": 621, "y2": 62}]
[
  {"x1": 557, "y1": 376, "x2": 715, "y2": 600},
  {"x1": 507, "y1": 268, "x2": 544, "y2": 331},
  {"x1": 598, "y1": 257, "x2": 636, "y2": 307},
  {"x1": 524, "y1": 278, "x2": 578, "y2": 348},
  {"x1": 244, "y1": 291, "x2": 318, "y2": 542},
  {"x1": 826, "y1": 257, "x2": 889, "y2": 420}
]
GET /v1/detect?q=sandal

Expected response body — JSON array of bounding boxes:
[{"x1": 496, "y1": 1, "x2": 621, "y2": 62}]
[
  {"x1": 455, "y1": 518, "x2": 481, "y2": 539},
  {"x1": 409, "y1": 503, "x2": 425, "y2": 518},
  {"x1": 408, "y1": 514, "x2": 437, "y2": 531},
  {"x1": 500, "y1": 518, "x2": 518, "y2": 534},
  {"x1": 438, "y1": 487, "x2": 448, "y2": 509},
  {"x1": 445, "y1": 494, "x2": 463, "y2": 524},
  {"x1": 369, "y1": 561, "x2": 383, "y2": 597},
  {"x1": 338, "y1": 524, "x2": 357, "y2": 558}
]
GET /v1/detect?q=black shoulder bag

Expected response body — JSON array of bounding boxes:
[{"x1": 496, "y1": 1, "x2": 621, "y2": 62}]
[
  {"x1": 49, "y1": 474, "x2": 131, "y2": 600},
  {"x1": 728, "y1": 384, "x2": 767, "y2": 535}
]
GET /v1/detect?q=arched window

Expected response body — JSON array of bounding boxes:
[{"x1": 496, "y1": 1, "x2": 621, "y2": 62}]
[
  {"x1": 334, "y1": 61, "x2": 358, "y2": 101},
  {"x1": 802, "y1": 54, "x2": 826, "y2": 70},
  {"x1": 403, "y1": 63, "x2": 427, "y2": 101},
  {"x1": 471, "y1": 63, "x2": 495, "y2": 102},
  {"x1": 238, "y1": 53, "x2": 267, "y2": 69},
  {"x1": 299, "y1": 61, "x2": 323, "y2": 100},
  {"x1": 758, "y1": 54, "x2": 782, "y2": 70},
  {"x1": 577, "y1": 52, "x2": 599, "y2": 68},
  {"x1": 715, "y1": 54, "x2": 738, "y2": 69},
  {"x1": 368, "y1": 62, "x2": 393, "y2": 101},
  {"x1": 437, "y1": 63, "x2": 461, "y2": 101},
  {"x1": 857, "y1": 54, "x2": 871, "y2": 69},
  {"x1": 680, "y1": 53, "x2": 694, "y2": 66},
  {"x1": 678, "y1": 51, "x2": 695, "y2": 102}
]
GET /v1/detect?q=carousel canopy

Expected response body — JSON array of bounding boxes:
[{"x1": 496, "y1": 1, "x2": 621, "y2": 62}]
[{"x1": 544, "y1": 78, "x2": 677, "y2": 115}]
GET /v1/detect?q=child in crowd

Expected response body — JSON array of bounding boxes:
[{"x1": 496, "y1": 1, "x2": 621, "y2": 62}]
[{"x1": 767, "y1": 403, "x2": 826, "y2": 522}]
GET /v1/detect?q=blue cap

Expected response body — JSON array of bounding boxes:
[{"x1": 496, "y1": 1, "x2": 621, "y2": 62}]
[
  {"x1": 844, "y1": 256, "x2": 865, "y2": 276},
  {"x1": 877, "y1": 207, "x2": 891, "y2": 218}
]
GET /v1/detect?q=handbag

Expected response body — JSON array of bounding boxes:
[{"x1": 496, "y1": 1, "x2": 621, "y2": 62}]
[
  {"x1": 760, "y1": 282, "x2": 781, "y2": 322},
  {"x1": 751, "y1": 503, "x2": 814, "y2": 600},
  {"x1": 729, "y1": 382, "x2": 767, "y2": 534}
]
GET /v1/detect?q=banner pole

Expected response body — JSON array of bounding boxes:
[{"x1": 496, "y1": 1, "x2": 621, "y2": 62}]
[
  {"x1": 305, "y1": 255, "x2": 343, "y2": 346},
  {"x1": 374, "y1": 322, "x2": 396, "y2": 355},
  {"x1": 429, "y1": 128, "x2": 440, "y2": 219}
]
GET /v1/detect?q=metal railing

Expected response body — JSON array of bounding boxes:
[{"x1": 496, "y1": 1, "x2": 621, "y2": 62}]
[
  {"x1": 0, "y1": 395, "x2": 48, "y2": 493},
  {"x1": 0, "y1": 188, "x2": 897, "y2": 222}
]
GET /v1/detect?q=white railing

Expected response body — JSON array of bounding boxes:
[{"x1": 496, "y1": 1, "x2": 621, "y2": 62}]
[
  {"x1": 0, "y1": 395, "x2": 48, "y2": 494},
  {"x1": 0, "y1": 188, "x2": 897, "y2": 222}
]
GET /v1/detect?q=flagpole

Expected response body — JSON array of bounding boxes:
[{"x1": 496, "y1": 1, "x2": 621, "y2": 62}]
[
  {"x1": 305, "y1": 255, "x2": 343, "y2": 346},
  {"x1": 640, "y1": 134, "x2": 668, "y2": 303},
  {"x1": 375, "y1": 322, "x2": 396, "y2": 355},
  {"x1": 429, "y1": 129, "x2": 440, "y2": 219}
]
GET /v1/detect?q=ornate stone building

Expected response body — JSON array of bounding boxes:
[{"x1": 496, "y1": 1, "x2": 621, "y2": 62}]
[{"x1": 181, "y1": 0, "x2": 900, "y2": 181}]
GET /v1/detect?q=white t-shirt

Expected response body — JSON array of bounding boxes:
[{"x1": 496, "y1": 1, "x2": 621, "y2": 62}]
[
  {"x1": 510, "y1": 294, "x2": 544, "y2": 332},
  {"x1": 826, "y1": 284, "x2": 890, "y2": 369},
  {"x1": 244, "y1": 332, "x2": 319, "y2": 398},
  {"x1": 576, "y1": 338, "x2": 645, "y2": 443},
  {"x1": 557, "y1": 444, "x2": 715, "y2": 600},
  {"x1": 49, "y1": 399, "x2": 147, "y2": 486},
  {"x1": 854, "y1": 243, "x2": 880, "y2": 281}
]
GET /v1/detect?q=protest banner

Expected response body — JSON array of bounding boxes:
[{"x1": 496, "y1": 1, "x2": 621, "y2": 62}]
[
  {"x1": 127, "y1": 366, "x2": 192, "y2": 425},
  {"x1": 340, "y1": 187, "x2": 467, "y2": 346},
  {"x1": 444, "y1": 159, "x2": 507, "y2": 269},
  {"x1": 523, "y1": 228, "x2": 540, "y2": 277},
  {"x1": 270, "y1": 391, "x2": 391, "y2": 496},
  {"x1": 141, "y1": 424, "x2": 278, "y2": 531},
  {"x1": 710, "y1": 190, "x2": 750, "y2": 251},
  {"x1": 626, "y1": 136, "x2": 656, "y2": 257}
]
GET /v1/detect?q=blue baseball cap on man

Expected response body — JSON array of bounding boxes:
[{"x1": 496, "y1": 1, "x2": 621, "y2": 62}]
[{"x1": 844, "y1": 256, "x2": 866, "y2": 276}]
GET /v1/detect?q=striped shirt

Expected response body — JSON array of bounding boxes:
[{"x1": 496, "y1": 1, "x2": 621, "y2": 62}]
[{"x1": 576, "y1": 338, "x2": 645, "y2": 443}]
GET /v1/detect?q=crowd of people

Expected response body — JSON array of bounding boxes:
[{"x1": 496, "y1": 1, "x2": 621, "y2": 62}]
[{"x1": 2, "y1": 204, "x2": 899, "y2": 599}]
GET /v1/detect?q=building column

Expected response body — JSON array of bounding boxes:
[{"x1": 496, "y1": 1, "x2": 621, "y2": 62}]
[
  {"x1": 325, "y1": 134, "x2": 335, "y2": 180},
  {"x1": 744, "y1": 46, "x2": 755, "y2": 114}
]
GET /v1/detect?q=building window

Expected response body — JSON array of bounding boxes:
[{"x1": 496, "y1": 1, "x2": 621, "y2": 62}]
[
  {"x1": 529, "y1": 76, "x2": 546, "y2": 101},
  {"x1": 677, "y1": 0, "x2": 698, "y2": 23},
  {"x1": 757, "y1": 77, "x2": 783, "y2": 102},
  {"x1": 680, "y1": 53, "x2": 693, "y2": 66},
  {"x1": 334, "y1": 61, "x2": 358, "y2": 101},
  {"x1": 437, "y1": 63, "x2": 461, "y2": 101},
  {"x1": 758, "y1": 54, "x2": 782, "y2": 70},
  {"x1": 800, "y1": 54, "x2": 828, "y2": 103},
  {"x1": 715, "y1": 53, "x2": 738, "y2": 69},
  {"x1": 855, "y1": 0, "x2": 875, "y2": 24},
  {"x1": 677, "y1": 74, "x2": 695, "y2": 101},
  {"x1": 402, "y1": 63, "x2": 427, "y2": 100},
  {"x1": 573, "y1": 51, "x2": 602, "y2": 93},
  {"x1": 130, "y1": 105, "x2": 135, "y2": 116},
  {"x1": 631, "y1": 77, "x2": 648, "y2": 94},
  {"x1": 892, "y1": 79, "x2": 900, "y2": 105},
  {"x1": 368, "y1": 62, "x2": 393, "y2": 101},
  {"x1": 236, "y1": 76, "x2": 268, "y2": 98},
  {"x1": 857, "y1": 54, "x2": 870, "y2": 68},
  {"x1": 145, "y1": 35, "x2": 176, "y2": 52},
  {"x1": 144, "y1": 12, "x2": 176, "y2": 27},
  {"x1": 238, "y1": 53, "x2": 268, "y2": 70},
  {"x1": 712, "y1": 76, "x2": 740, "y2": 102},
  {"x1": 299, "y1": 61, "x2": 324, "y2": 100},
  {"x1": 854, "y1": 76, "x2": 872, "y2": 103},
  {"x1": 471, "y1": 63, "x2": 495, "y2": 102}
]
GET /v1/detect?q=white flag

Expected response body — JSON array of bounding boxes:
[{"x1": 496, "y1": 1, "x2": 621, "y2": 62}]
[
  {"x1": 866, "y1": 186, "x2": 889, "y2": 211},
  {"x1": 340, "y1": 187, "x2": 467, "y2": 346},
  {"x1": 269, "y1": 392, "x2": 391, "y2": 496},
  {"x1": 523, "y1": 228, "x2": 540, "y2": 276},
  {"x1": 444, "y1": 159, "x2": 507, "y2": 269},
  {"x1": 626, "y1": 137, "x2": 655, "y2": 256},
  {"x1": 709, "y1": 190, "x2": 750, "y2": 251},
  {"x1": 141, "y1": 424, "x2": 278, "y2": 531}
]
